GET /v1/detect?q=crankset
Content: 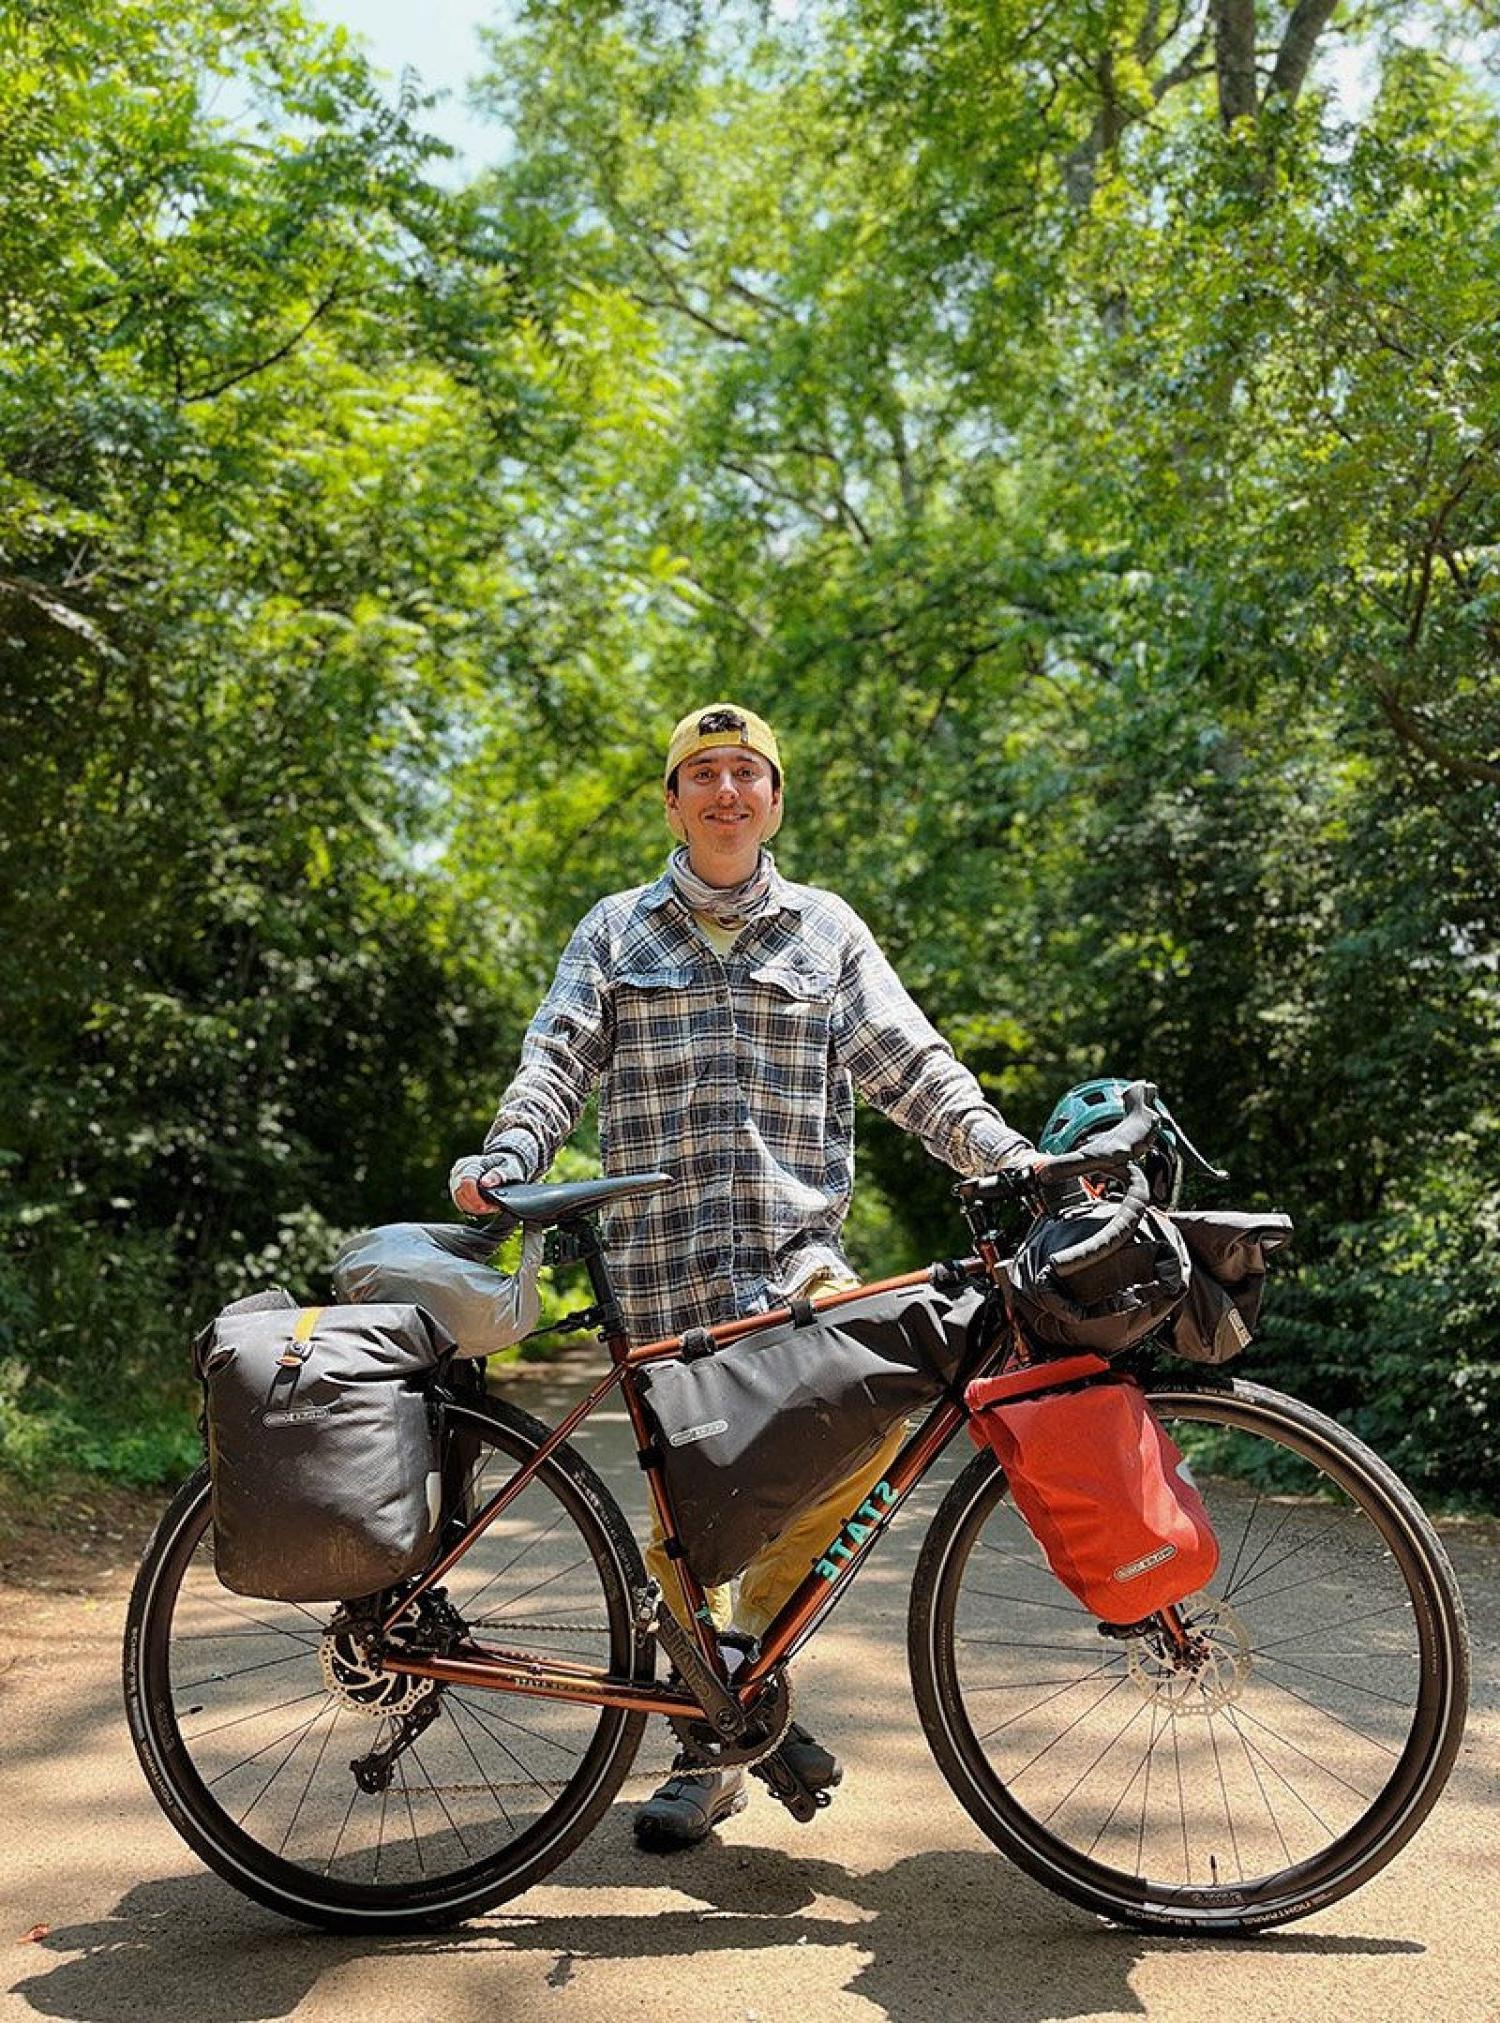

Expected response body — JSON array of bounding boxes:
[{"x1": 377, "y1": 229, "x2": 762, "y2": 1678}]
[{"x1": 668, "y1": 1661, "x2": 796, "y2": 1770}]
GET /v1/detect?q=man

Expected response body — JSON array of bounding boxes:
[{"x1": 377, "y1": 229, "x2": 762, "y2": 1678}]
[{"x1": 451, "y1": 703, "x2": 1034, "y2": 1848}]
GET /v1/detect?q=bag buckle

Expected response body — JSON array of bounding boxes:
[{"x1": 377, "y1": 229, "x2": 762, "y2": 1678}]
[{"x1": 278, "y1": 1306, "x2": 324, "y2": 1368}]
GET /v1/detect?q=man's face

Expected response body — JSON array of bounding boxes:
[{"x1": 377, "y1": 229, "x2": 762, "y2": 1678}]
[{"x1": 666, "y1": 745, "x2": 780, "y2": 870}]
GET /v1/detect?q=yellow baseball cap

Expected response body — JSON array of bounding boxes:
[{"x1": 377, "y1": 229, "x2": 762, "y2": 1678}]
[{"x1": 664, "y1": 703, "x2": 784, "y2": 839}]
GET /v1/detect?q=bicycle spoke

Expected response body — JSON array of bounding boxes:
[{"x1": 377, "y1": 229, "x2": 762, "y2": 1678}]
[
  {"x1": 1252, "y1": 1669, "x2": 1401, "y2": 1759},
  {"x1": 406, "y1": 1735, "x2": 476, "y2": 1857},
  {"x1": 452, "y1": 1692, "x2": 572, "y2": 1799},
  {"x1": 443, "y1": 1699, "x2": 521, "y2": 1829},
  {"x1": 450, "y1": 1692, "x2": 597, "y2": 1762},
  {"x1": 1206, "y1": 1713, "x2": 1243, "y2": 1881},
  {"x1": 323, "y1": 1780, "x2": 362, "y2": 1879},
  {"x1": 1133, "y1": 1700, "x2": 1162, "y2": 1873},
  {"x1": 395, "y1": 1756, "x2": 426, "y2": 1877},
  {"x1": 1078, "y1": 1699, "x2": 1163, "y2": 1856},
  {"x1": 471, "y1": 1555, "x2": 594, "y2": 1623},
  {"x1": 1249, "y1": 1600, "x2": 1414, "y2": 1654},
  {"x1": 188, "y1": 1685, "x2": 330, "y2": 1748},
  {"x1": 1221, "y1": 1499, "x2": 1299, "y2": 1598},
  {"x1": 1222, "y1": 1706, "x2": 1337, "y2": 1837},
  {"x1": 1259, "y1": 1650, "x2": 1415, "y2": 1706},
  {"x1": 1230, "y1": 1702, "x2": 1374, "y2": 1803},
  {"x1": 455, "y1": 1504, "x2": 570, "y2": 1617},
  {"x1": 176, "y1": 1592, "x2": 324, "y2": 1644},
  {"x1": 962, "y1": 1585, "x2": 1091, "y2": 1614},
  {"x1": 1217, "y1": 1487, "x2": 1264, "y2": 1597},
  {"x1": 1001, "y1": 1673, "x2": 1132, "y2": 1779},
  {"x1": 975, "y1": 1658, "x2": 1120, "y2": 1742},
  {"x1": 1228, "y1": 1705, "x2": 1293, "y2": 1867},
  {"x1": 205, "y1": 1698, "x2": 333, "y2": 1793},
  {"x1": 974, "y1": 1534, "x2": 1057, "y2": 1574},
  {"x1": 177, "y1": 1648, "x2": 316, "y2": 1692},
  {"x1": 238, "y1": 1704, "x2": 329, "y2": 1824},
  {"x1": 1226, "y1": 1511, "x2": 1384, "y2": 1605},
  {"x1": 1039, "y1": 1692, "x2": 1156, "y2": 1828},
  {"x1": 963, "y1": 1673, "x2": 1129, "y2": 1693},
  {"x1": 279, "y1": 1703, "x2": 342, "y2": 1857}
]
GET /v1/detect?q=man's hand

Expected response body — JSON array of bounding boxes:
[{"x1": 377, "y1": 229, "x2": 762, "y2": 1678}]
[{"x1": 449, "y1": 1151, "x2": 528, "y2": 1216}]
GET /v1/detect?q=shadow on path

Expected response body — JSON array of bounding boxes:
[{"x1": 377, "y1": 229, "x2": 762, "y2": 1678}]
[{"x1": 12, "y1": 1832, "x2": 1422, "y2": 2023}]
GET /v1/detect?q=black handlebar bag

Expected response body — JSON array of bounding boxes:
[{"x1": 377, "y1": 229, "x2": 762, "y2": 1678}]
[
  {"x1": 1007, "y1": 1204, "x2": 1190, "y2": 1356},
  {"x1": 1165, "y1": 1211, "x2": 1294, "y2": 1364},
  {"x1": 197, "y1": 1291, "x2": 456, "y2": 1602},
  {"x1": 637, "y1": 1283, "x2": 993, "y2": 1588}
]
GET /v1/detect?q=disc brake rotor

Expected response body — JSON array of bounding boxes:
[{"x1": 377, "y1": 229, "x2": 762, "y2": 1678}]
[
  {"x1": 318, "y1": 1599, "x2": 453, "y2": 1719},
  {"x1": 1126, "y1": 1593, "x2": 1252, "y2": 1715}
]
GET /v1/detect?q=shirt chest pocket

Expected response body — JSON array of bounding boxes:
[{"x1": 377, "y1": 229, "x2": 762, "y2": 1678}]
[
  {"x1": 739, "y1": 962, "x2": 839, "y2": 1093},
  {"x1": 611, "y1": 966, "x2": 718, "y2": 1078}
]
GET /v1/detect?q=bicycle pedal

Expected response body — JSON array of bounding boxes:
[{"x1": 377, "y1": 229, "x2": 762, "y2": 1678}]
[{"x1": 750, "y1": 1752, "x2": 823, "y2": 1825}]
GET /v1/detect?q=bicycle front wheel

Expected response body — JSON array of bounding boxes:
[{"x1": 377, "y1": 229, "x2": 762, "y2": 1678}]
[
  {"x1": 124, "y1": 1396, "x2": 651, "y2": 1931},
  {"x1": 908, "y1": 1376, "x2": 1468, "y2": 1934}
]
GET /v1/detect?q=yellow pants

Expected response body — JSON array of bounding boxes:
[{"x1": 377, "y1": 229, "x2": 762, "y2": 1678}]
[{"x1": 644, "y1": 1271, "x2": 911, "y2": 1641}]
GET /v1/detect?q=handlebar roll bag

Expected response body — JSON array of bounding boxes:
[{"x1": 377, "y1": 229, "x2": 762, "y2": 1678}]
[
  {"x1": 197, "y1": 1293, "x2": 455, "y2": 1601},
  {"x1": 637, "y1": 1283, "x2": 996, "y2": 1588},
  {"x1": 966, "y1": 1366, "x2": 1219, "y2": 1623},
  {"x1": 1164, "y1": 1211, "x2": 1294, "y2": 1364},
  {"x1": 1007, "y1": 1204, "x2": 1189, "y2": 1355}
]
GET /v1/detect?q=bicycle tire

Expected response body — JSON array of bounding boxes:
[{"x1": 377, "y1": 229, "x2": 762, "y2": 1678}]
[
  {"x1": 907, "y1": 1376, "x2": 1469, "y2": 1934},
  {"x1": 124, "y1": 1395, "x2": 652, "y2": 1931}
]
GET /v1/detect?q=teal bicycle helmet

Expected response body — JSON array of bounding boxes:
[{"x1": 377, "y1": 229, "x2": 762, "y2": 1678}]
[{"x1": 1040, "y1": 1077, "x2": 1184, "y2": 1207}]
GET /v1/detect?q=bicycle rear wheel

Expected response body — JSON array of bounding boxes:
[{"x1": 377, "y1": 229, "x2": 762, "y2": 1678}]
[
  {"x1": 124, "y1": 1396, "x2": 651, "y2": 1930},
  {"x1": 908, "y1": 1376, "x2": 1468, "y2": 1933}
]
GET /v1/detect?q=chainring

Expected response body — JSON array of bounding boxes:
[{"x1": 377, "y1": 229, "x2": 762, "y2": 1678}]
[{"x1": 670, "y1": 1666, "x2": 796, "y2": 1769}]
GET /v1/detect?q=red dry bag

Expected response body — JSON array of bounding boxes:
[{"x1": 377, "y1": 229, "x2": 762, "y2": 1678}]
[{"x1": 966, "y1": 1357, "x2": 1219, "y2": 1624}]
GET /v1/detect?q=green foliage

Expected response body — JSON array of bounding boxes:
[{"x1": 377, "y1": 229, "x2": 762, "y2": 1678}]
[{"x1": 2, "y1": 0, "x2": 1496, "y2": 1504}]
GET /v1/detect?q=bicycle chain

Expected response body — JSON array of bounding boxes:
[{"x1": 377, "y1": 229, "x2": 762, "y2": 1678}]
[{"x1": 466, "y1": 1620, "x2": 610, "y2": 1637}]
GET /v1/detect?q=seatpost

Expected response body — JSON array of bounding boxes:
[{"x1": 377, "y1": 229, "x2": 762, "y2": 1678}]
[{"x1": 570, "y1": 1217, "x2": 628, "y2": 1345}]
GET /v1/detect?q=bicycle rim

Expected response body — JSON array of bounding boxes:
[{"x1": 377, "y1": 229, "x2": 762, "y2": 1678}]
[
  {"x1": 124, "y1": 1400, "x2": 649, "y2": 1929},
  {"x1": 910, "y1": 1378, "x2": 1468, "y2": 1932}
]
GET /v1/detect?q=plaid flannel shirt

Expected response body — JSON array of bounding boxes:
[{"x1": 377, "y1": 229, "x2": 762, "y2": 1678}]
[{"x1": 480, "y1": 864, "x2": 1030, "y2": 1345}]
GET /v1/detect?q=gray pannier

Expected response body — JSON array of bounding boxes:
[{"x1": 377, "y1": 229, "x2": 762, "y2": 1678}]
[
  {"x1": 197, "y1": 1290, "x2": 456, "y2": 1601},
  {"x1": 1165, "y1": 1211, "x2": 1294, "y2": 1363},
  {"x1": 636, "y1": 1282, "x2": 994, "y2": 1588},
  {"x1": 331, "y1": 1221, "x2": 544, "y2": 1358}
]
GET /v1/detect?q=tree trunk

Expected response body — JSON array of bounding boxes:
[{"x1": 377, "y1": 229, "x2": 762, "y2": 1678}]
[{"x1": 1213, "y1": 0, "x2": 1259, "y2": 126}]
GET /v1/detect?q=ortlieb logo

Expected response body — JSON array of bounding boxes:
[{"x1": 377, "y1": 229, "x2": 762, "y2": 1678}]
[
  {"x1": 262, "y1": 1404, "x2": 336, "y2": 1428},
  {"x1": 1114, "y1": 1542, "x2": 1177, "y2": 1583},
  {"x1": 668, "y1": 1418, "x2": 728, "y2": 1447}
]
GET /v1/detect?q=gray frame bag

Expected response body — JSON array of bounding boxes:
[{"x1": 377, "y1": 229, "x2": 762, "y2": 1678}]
[
  {"x1": 636, "y1": 1282, "x2": 994, "y2": 1588},
  {"x1": 197, "y1": 1289, "x2": 456, "y2": 1602}
]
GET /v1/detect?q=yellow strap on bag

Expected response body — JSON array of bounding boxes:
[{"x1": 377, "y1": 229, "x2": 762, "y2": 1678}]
[{"x1": 278, "y1": 1305, "x2": 324, "y2": 1368}]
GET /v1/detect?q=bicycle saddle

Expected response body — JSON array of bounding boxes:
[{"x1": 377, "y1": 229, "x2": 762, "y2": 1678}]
[{"x1": 485, "y1": 1172, "x2": 675, "y2": 1228}]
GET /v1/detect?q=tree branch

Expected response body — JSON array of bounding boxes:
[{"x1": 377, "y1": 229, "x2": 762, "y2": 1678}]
[
  {"x1": 182, "y1": 284, "x2": 344, "y2": 402},
  {"x1": 1265, "y1": 0, "x2": 1341, "y2": 108},
  {"x1": 1374, "y1": 687, "x2": 1500, "y2": 785}
]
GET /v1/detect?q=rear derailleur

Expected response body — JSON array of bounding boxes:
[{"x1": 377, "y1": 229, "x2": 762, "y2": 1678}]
[{"x1": 321, "y1": 1587, "x2": 468, "y2": 1794}]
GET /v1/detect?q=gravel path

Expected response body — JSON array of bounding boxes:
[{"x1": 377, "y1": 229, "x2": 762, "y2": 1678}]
[{"x1": 3, "y1": 1355, "x2": 1496, "y2": 2023}]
